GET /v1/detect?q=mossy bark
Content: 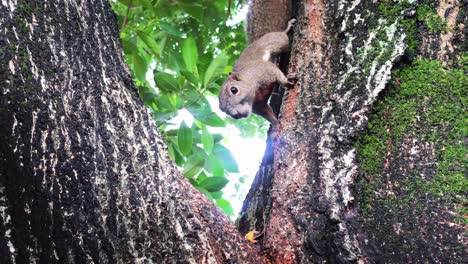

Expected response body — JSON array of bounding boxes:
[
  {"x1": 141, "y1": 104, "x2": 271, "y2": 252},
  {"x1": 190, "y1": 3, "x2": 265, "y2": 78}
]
[{"x1": 239, "y1": 0, "x2": 466, "y2": 263}]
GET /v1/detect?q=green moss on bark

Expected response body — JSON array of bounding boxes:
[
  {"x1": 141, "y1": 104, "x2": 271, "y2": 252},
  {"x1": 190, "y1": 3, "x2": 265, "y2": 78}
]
[
  {"x1": 416, "y1": 4, "x2": 448, "y2": 33},
  {"x1": 356, "y1": 57, "x2": 467, "y2": 224},
  {"x1": 378, "y1": 0, "x2": 448, "y2": 57}
]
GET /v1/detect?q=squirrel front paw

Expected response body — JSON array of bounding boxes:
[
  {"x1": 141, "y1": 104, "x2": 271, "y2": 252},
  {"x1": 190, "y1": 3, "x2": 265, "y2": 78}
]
[
  {"x1": 287, "y1": 72, "x2": 298, "y2": 81},
  {"x1": 283, "y1": 72, "x2": 298, "y2": 87}
]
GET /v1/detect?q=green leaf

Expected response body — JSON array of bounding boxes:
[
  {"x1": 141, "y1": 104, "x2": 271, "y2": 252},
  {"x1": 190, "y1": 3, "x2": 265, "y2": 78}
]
[
  {"x1": 142, "y1": 92, "x2": 157, "y2": 105},
  {"x1": 157, "y1": 35, "x2": 168, "y2": 54},
  {"x1": 201, "y1": 126, "x2": 214, "y2": 154},
  {"x1": 168, "y1": 93, "x2": 178, "y2": 108},
  {"x1": 122, "y1": 39, "x2": 138, "y2": 56},
  {"x1": 118, "y1": 0, "x2": 143, "y2": 7},
  {"x1": 197, "y1": 171, "x2": 208, "y2": 182},
  {"x1": 141, "y1": 0, "x2": 156, "y2": 12},
  {"x1": 195, "y1": 187, "x2": 213, "y2": 200},
  {"x1": 133, "y1": 53, "x2": 147, "y2": 81},
  {"x1": 198, "y1": 113, "x2": 225, "y2": 127},
  {"x1": 182, "y1": 37, "x2": 198, "y2": 72},
  {"x1": 154, "y1": 72, "x2": 179, "y2": 92},
  {"x1": 136, "y1": 31, "x2": 160, "y2": 57},
  {"x1": 183, "y1": 154, "x2": 204, "y2": 178},
  {"x1": 198, "y1": 177, "x2": 229, "y2": 192},
  {"x1": 191, "y1": 145, "x2": 209, "y2": 160},
  {"x1": 204, "y1": 52, "x2": 228, "y2": 87},
  {"x1": 178, "y1": 121, "x2": 193, "y2": 155},
  {"x1": 192, "y1": 109, "x2": 225, "y2": 127},
  {"x1": 167, "y1": 141, "x2": 184, "y2": 166},
  {"x1": 213, "y1": 144, "x2": 239, "y2": 173},
  {"x1": 154, "y1": 95, "x2": 175, "y2": 112},
  {"x1": 213, "y1": 134, "x2": 223, "y2": 143},
  {"x1": 159, "y1": 23, "x2": 184, "y2": 37},
  {"x1": 164, "y1": 129, "x2": 178, "y2": 137},
  {"x1": 181, "y1": 69, "x2": 199, "y2": 85},
  {"x1": 179, "y1": 3, "x2": 204, "y2": 21},
  {"x1": 173, "y1": 95, "x2": 184, "y2": 109},
  {"x1": 207, "y1": 154, "x2": 224, "y2": 177},
  {"x1": 206, "y1": 82, "x2": 221, "y2": 94},
  {"x1": 169, "y1": 54, "x2": 186, "y2": 72},
  {"x1": 154, "y1": 0, "x2": 169, "y2": 9},
  {"x1": 167, "y1": 143, "x2": 176, "y2": 161},
  {"x1": 210, "y1": 191, "x2": 223, "y2": 199},
  {"x1": 216, "y1": 198, "x2": 234, "y2": 216}
]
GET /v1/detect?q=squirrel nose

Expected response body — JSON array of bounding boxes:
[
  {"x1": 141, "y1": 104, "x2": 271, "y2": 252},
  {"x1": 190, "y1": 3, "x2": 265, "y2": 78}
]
[{"x1": 232, "y1": 112, "x2": 248, "y2": 119}]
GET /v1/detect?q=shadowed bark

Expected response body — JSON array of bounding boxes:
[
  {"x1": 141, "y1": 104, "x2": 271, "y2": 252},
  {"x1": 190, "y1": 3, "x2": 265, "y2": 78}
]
[{"x1": 0, "y1": 1, "x2": 261, "y2": 263}]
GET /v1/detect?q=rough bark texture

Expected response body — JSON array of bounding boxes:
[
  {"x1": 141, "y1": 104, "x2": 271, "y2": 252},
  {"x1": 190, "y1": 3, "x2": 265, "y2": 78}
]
[
  {"x1": 0, "y1": 1, "x2": 262, "y2": 263},
  {"x1": 355, "y1": 0, "x2": 467, "y2": 262},
  {"x1": 239, "y1": 0, "x2": 466, "y2": 263}
]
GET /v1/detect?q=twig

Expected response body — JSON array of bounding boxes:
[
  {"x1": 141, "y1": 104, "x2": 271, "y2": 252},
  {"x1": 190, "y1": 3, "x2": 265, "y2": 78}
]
[
  {"x1": 183, "y1": 88, "x2": 207, "y2": 109},
  {"x1": 120, "y1": 6, "x2": 130, "y2": 33},
  {"x1": 225, "y1": 0, "x2": 232, "y2": 22}
]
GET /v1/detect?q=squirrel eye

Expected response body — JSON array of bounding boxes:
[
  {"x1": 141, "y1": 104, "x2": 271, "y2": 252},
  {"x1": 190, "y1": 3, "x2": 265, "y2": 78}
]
[{"x1": 230, "y1": 87, "x2": 238, "y2": 95}]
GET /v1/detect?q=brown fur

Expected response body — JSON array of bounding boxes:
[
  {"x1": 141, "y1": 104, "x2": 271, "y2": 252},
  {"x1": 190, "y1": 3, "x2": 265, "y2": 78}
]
[{"x1": 218, "y1": 19, "x2": 295, "y2": 123}]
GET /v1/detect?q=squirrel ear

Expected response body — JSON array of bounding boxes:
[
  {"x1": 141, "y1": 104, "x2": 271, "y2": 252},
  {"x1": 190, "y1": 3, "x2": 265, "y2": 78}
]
[{"x1": 228, "y1": 72, "x2": 241, "y2": 81}]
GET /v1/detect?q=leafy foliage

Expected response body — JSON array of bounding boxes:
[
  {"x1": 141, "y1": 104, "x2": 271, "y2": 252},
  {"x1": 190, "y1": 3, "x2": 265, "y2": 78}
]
[{"x1": 111, "y1": 0, "x2": 264, "y2": 216}]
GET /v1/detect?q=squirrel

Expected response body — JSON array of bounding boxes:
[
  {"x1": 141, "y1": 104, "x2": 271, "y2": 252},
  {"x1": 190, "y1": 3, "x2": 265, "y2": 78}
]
[{"x1": 218, "y1": 18, "x2": 296, "y2": 124}]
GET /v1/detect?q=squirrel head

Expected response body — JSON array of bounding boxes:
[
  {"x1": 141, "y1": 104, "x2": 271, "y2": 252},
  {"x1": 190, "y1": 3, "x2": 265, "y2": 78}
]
[{"x1": 218, "y1": 72, "x2": 255, "y2": 119}]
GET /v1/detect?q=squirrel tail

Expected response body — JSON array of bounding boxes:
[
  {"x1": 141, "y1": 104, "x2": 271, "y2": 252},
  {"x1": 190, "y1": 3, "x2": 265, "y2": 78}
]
[{"x1": 284, "y1": 18, "x2": 296, "y2": 33}]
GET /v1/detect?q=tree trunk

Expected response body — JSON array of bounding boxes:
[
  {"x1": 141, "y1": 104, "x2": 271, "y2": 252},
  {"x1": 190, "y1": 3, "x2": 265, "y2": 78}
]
[
  {"x1": 239, "y1": 0, "x2": 466, "y2": 263},
  {"x1": 0, "y1": 1, "x2": 261, "y2": 263},
  {"x1": 1, "y1": 0, "x2": 466, "y2": 263}
]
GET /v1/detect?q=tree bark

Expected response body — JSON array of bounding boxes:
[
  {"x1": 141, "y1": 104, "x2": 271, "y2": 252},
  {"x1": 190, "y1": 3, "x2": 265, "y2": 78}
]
[
  {"x1": 0, "y1": 1, "x2": 261, "y2": 263},
  {"x1": 1, "y1": 0, "x2": 466, "y2": 263},
  {"x1": 239, "y1": 0, "x2": 466, "y2": 263}
]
